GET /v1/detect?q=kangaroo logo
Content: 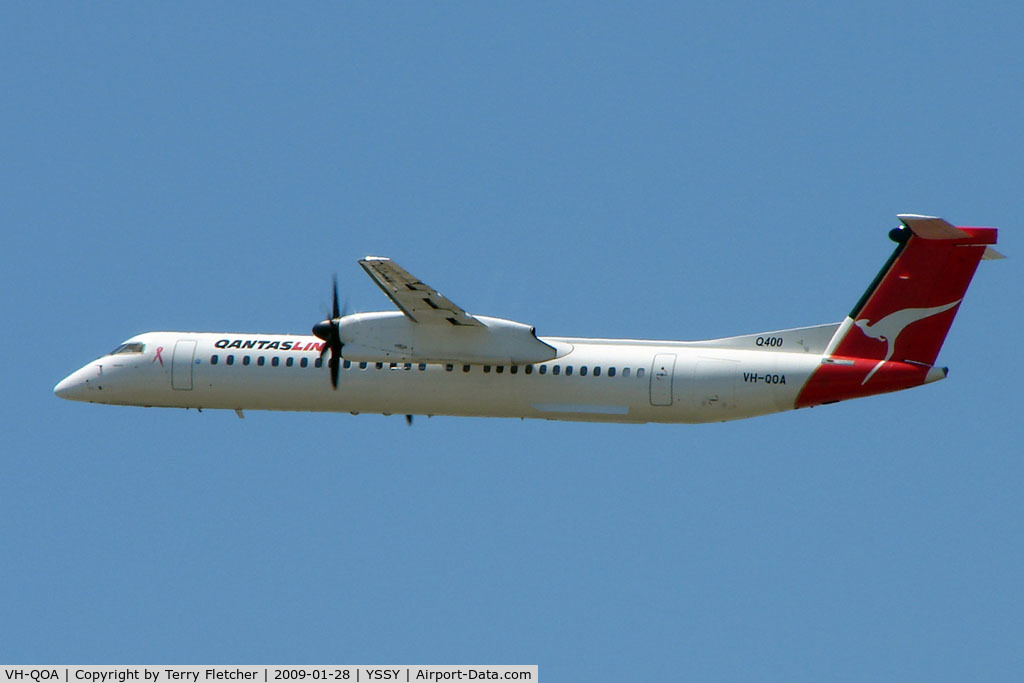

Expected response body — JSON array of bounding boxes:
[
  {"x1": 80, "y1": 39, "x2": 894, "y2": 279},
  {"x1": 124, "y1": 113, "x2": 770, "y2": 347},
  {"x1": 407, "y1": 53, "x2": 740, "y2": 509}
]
[{"x1": 854, "y1": 300, "x2": 960, "y2": 384}]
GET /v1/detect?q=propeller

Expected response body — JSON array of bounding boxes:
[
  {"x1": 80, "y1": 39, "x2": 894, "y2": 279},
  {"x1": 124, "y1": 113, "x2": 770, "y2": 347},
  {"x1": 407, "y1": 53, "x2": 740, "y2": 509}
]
[{"x1": 312, "y1": 275, "x2": 344, "y2": 389}]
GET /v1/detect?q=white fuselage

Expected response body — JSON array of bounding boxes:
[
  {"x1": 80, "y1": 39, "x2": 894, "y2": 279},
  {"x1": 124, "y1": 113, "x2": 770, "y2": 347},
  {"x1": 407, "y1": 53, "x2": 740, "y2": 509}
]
[
  {"x1": 54, "y1": 330, "x2": 830, "y2": 424},
  {"x1": 55, "y1": 218, "x2": 995, "y2": 423}
]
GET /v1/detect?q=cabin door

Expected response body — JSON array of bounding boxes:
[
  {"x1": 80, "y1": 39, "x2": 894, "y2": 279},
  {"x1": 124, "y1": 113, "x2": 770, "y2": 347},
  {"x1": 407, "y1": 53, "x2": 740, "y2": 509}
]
[
  {"x1": 650, "y1": 353, "x2": 676, "y2": 406},
  {"x1": 171, "y1": 340, "x2": 197, "y2": 390}
]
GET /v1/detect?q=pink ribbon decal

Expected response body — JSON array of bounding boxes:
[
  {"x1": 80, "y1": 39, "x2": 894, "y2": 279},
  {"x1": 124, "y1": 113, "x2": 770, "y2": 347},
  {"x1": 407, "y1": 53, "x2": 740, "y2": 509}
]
[{"x1": 153, "y1": 346, "x2": 164, "y2": 366}]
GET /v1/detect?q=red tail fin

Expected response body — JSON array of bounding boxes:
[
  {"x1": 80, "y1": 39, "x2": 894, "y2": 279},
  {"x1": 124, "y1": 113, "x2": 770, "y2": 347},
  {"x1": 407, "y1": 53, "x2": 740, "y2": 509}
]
[
  {"x1": 797, "y1": 214, "x2": 999, "y2": 408},
  {"x1": 833, "y1": 214, "x2": 998, "y2": 366}
]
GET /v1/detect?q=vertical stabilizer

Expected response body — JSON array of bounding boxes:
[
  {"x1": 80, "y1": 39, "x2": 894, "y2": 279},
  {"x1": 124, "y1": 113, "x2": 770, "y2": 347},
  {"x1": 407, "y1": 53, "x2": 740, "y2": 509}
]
[{"x1": 797, "y1": 215, "x2": 999, "y2": 408}]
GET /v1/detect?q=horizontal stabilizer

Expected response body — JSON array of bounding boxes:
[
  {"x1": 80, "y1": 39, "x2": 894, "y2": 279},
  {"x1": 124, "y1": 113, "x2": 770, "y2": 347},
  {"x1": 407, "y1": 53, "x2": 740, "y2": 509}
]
[
  {"x1": 897, "y1": 214, "x2": 969, "y2": 239},
  {"x1": 897, "y1": 213, "x2": 998, "y2": 246}
]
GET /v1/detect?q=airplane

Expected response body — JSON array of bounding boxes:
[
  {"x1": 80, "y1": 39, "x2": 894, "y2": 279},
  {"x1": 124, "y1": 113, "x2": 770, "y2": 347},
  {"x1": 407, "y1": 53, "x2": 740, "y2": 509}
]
[{"x1": 54, "y1": 214, "x2": 1002, "y2": 424}]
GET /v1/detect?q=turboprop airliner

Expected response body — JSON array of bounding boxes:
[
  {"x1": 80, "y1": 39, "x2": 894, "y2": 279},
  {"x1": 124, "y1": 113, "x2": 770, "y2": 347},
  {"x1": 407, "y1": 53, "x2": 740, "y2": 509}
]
[{"x1": 54, "y1": 214, "x2": 1001, "y2": 424}]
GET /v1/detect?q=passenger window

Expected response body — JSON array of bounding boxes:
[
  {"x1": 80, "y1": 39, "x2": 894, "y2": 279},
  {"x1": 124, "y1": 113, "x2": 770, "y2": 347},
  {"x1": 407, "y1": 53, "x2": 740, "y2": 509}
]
[
  {"x1": 463, "y1": 365, "x2": 471, "y2": 373},
  {"x1": 593, "y1": 366, "x2": 600, "y2": 376},
  {"x1": 404, "y1": 363, "x2": 412, "y2": 370},
  {"x1": 272, "y1": 357, "x2": 280, "y2": 367},
  {"x1": 525, "y1": 365, "x2": 533, "y2": 375},
  {"x1": 580, "y1": 366, "x2": 587, "y2": 376},
  {"x1": 243, "y1": 356, "x2": 250, "y2": 366},
  {"x1": 375, "y1": 362, "x2": 384, "y2": 370},
  {"x1": 445, "y1": 364, "x2": 454, "y2": 372},
  {"x1": 257, "y1": 356, "x2": 265, "y2": 366},
  {"x1": 359, "y1": 362, "x2": 367, "y2": 369},
  {"x1": 565, "y1": 365, "x2": 573, "y2": 376},
  {"x1": 623, "y1": 367, "x2": 630, "y2": 377},
  {"x1": 210, "y1": 355, "x2": 219, "y2": 365},
  {"x1": 227, "y1": 355, "x2": 234, "y2": 365},
  {"x1": 608, "y1": 367, "x2": 616, "y2": 377},
  {"x1": 496, "y1": 366, "x2": 504, "y2": 374},
  {"x1": 286, "y1": 357, "x2": 294, "y2": 367},
  {"x1": 637, "y1": 367, "x2": 645, "y2": 378},
  {"x1": 510, "y1": 365, "x2": 518, "y2": 375},
  {"x1": 552, "y1": 365, "x2": 561, "y2": 376},
  {"x1": 419, "y1": 363, "x2": 427, "y2": 371},
  {"x1": 300, "y1": 357, "x2": 308, "y2": 368},
  {"x1": 343, "y1": 360, "x2": 351, "y2": 369},
  {"x1": 539, "y1": 365, "x2": 547, "y2": 375},
  {"x1": 483, "y1": 365, "x2": 491, "y2": 373},
  {"x1": 315, "y1": 357, "x2": 323, "y2": 368}
]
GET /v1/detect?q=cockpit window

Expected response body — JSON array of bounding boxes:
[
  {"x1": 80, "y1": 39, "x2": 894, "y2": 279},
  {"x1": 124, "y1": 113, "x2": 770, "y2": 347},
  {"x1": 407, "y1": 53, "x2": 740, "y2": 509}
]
[{"x1": 110, "y1": 342, "x2": 145, "y2": 355}]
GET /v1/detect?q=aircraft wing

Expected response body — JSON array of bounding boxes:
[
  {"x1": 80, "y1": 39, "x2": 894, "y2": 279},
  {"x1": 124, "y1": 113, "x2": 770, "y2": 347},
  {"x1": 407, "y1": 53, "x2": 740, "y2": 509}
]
[{"x1": 359, "y1": 256, "x2": 485, "y2": 327}]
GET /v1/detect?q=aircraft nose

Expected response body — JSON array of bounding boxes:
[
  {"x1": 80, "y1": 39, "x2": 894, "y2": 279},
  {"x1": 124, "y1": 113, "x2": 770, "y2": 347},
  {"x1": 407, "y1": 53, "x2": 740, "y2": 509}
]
[
  {"x1": 54, "y1": 375, "x2": 79, "y2": 400},
  {"x1": 53, "y1": 365, "x2": 99, "y2": 401}
]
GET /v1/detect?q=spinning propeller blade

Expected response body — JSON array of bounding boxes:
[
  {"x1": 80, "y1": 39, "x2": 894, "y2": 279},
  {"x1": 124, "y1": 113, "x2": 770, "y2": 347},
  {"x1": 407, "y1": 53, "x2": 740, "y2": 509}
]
[{"x1": 311, "y1": 275, "x2": 344, "y2": 389}]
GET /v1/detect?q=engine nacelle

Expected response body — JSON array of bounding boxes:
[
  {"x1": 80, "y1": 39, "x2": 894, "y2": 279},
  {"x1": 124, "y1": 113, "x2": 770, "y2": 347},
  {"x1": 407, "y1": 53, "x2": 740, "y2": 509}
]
[{"x1": 338, "y1": 311, "x2": 563, "y2": 364}]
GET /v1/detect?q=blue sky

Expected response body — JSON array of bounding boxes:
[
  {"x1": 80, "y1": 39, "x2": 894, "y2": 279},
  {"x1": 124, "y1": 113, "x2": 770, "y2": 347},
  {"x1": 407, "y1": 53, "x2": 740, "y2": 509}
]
[{"x1": 2, "y1": 2, "x2": 1021, "y2": 679}]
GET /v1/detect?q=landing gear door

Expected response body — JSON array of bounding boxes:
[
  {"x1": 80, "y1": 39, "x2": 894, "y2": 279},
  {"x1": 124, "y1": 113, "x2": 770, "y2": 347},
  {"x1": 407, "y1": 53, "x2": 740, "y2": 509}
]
[
  {"x1": 650, "y1": 353, "x2": 676, "y2": 406},
  {"x1": 172, "y1": 340, "x2": 197, "y2": 390}
]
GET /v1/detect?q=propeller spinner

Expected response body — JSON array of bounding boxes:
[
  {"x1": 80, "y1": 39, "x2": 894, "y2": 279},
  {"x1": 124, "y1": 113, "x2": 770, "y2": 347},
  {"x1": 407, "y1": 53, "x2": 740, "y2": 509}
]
[{"x1": 311, "y1": 275, "x2": 344, "y2": 389}]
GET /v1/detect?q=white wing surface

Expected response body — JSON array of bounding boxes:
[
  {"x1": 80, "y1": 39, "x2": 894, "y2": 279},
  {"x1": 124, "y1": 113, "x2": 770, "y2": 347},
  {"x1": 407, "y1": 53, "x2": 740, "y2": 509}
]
[{"x1": 359, "y1": 256, "x2": 484, "y2": 327}]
